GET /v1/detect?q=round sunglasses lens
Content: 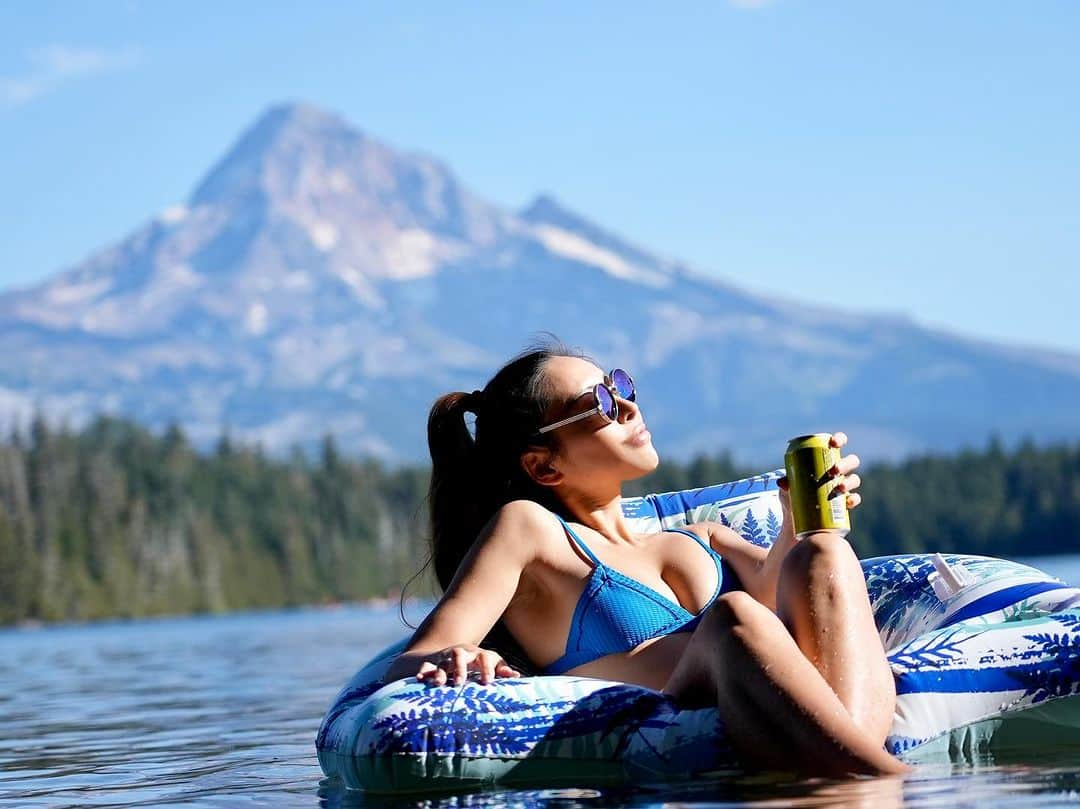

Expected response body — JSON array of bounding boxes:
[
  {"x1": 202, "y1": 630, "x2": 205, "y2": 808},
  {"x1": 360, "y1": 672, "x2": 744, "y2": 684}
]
[
  {"x1": 611, "y1": 369, "x2": 635, "y2": 401},
  {"x1": 595, "y1": 384, "x2": 617, "y2": 420}
]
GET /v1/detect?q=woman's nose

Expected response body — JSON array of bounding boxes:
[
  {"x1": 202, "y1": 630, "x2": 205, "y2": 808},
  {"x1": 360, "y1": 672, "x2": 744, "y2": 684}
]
[{"x1": 617, "y1": 394, "x2": 640, "y2": 423}]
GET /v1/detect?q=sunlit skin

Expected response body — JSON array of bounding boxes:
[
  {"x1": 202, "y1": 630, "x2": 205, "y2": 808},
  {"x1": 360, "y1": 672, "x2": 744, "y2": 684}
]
[{"x1": 384, "y1": 356, "x2": 909, "y2": 776}]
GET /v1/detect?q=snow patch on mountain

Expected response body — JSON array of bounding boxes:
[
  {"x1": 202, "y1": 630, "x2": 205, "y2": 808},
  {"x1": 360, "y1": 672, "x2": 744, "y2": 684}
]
[
  {"x1": 145, "y1": 263, "x2": 202, "y2": 303},
  {"x1": 332, "y1": 265, "x2": 385, "y2": 309},
  {"x1": 531, "y1": 224, "x2": 671, "y2": 287},
  {"x1": 383, "y1": 228, "x2": 441, "y2": 279},
  {"x1": 158, "y1": 204, "x2": 189, "y2": 225},
  {"x1": 328, "y1": 170, "x2": 352, "y2": 194},
  {"x1": 46, "y1": 276, "x2": 113, "y2": 306}
]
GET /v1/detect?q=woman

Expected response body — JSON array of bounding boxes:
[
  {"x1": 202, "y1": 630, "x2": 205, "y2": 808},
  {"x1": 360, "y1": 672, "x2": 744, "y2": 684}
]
[{"x1": 384, "y1": 339, "x2": 909, "y2": 777}]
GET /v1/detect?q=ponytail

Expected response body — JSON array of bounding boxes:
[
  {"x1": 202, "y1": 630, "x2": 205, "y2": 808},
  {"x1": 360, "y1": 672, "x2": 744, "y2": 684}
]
[
  {"x1": 427, "y1": 390, "x2": 493, "y2": 590},
  {"x1": 420, "y1": 336, "x2": 592, "y2": 673}
]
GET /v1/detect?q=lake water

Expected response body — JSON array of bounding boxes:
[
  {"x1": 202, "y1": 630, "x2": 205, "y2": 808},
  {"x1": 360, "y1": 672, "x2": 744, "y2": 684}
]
[{"x1": 4, "y1": 554, "x2": 1080, "y2": 808}]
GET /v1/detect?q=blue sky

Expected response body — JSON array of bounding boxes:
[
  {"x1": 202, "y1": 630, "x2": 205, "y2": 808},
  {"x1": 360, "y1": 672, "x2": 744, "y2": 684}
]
[{"x1": 1, "y1": 1, "x2": 1077, "y2": 353}]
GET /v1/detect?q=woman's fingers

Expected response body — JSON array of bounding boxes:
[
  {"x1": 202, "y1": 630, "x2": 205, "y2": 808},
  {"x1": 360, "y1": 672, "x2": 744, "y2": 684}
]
[
  {"x1": 832, "y1": 453, "x2": 860, "y2": 477},
  {"x1": 822, "y1": 434, "x2": 859, "y2": 476},
  {"x1": 472, "y1": 650, "x2": 519, "y2": 683},
  {"x1": 417, "y1": 659, "x2": 449, "y2": 686},
  {"x1": 416, "y1": 661, "x2": 438, "y2": 682},
  {"x1": 492, "y1": 651, "x2": 521, "y2": 678},
  {"x1": 820, "y1": 435, "x2": 860, "y2": 506},
  {"x1": 450, "y1": 647, "x2": 472, "y2": 684},
  {"x1": 495, "y1": 661, "x2": 521, "y2": 678},
  {"x1": 835, "y1": 473, "x2": 861, "y2": 493},
  {"x1": 419, "y1": 647, "x2": 522, "y2": 687},
  {"x1": 417, "y1": 648, "x2": 469, "y2": 686},
  {"x1": 478, "y1": 651, "x2": 498, "y2": 684}
]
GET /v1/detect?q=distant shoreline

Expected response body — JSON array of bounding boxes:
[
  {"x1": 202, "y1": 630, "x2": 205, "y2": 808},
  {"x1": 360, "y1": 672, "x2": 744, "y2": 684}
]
[
  {"x1": 7, "y1": 548, "x2": 1080, "y2": 632},
  {"x1": 2, "y1": 595, "x2": 435, "y2": 633}
]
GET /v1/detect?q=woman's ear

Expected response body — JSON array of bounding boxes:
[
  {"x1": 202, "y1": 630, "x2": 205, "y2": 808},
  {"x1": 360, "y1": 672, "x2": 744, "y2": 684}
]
[{"x1": 520, "y1": 447, "x2": 563, "y2": 487}]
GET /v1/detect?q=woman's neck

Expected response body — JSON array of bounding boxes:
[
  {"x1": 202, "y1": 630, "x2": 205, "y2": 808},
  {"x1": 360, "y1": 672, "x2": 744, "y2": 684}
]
[{"x1": 558, "y1": 487, "x2": 641, "y2": 546}]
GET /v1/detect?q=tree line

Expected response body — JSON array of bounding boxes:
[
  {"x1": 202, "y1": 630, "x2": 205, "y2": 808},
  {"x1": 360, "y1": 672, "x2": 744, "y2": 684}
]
[{"x1": 0, "y1": 415, "x2": 1076, "y2": 625}]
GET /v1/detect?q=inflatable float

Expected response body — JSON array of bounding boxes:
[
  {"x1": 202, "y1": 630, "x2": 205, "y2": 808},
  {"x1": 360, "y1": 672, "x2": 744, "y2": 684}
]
[{"x1": 317, "y1": 471, "x2": 1080, "y2": 793}]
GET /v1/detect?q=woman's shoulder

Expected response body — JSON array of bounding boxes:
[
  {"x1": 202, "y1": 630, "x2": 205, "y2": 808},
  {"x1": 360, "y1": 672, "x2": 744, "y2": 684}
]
[
  {"x1": 497, "y1": 498, "x2": 556, "y2": 522},
  {"x1": 480, "y1": 499, "x2": 567, "y2": 553}
]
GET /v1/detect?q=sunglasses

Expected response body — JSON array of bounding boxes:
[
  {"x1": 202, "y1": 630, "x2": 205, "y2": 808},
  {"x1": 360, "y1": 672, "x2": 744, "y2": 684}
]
[{"x1": 536, "y1": 368, "x2": 636, "y2": 435}]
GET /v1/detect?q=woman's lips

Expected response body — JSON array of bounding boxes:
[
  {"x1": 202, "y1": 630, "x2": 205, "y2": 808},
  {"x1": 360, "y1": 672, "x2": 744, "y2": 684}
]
[{"x1": 628, "y1": 425, "x2": 651, "y2": 446}]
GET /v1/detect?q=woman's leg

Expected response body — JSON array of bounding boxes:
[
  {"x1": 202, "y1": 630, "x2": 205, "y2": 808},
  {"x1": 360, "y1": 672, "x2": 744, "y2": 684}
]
[
  {"x1": 775, "y1": 530, "x2": 897, "y2": 743},
  {"x1": 663, "y1": 590, "x2": 907, "y2": 776}
]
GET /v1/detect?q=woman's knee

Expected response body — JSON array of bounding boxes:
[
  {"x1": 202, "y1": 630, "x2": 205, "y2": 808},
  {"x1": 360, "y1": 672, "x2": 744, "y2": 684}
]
[
  {"x1": 782, "y1": 530, "x2": 862, "y2": 584},
  {"x1": 704, "y1": 590, "x2": 776, "y2": 640},
  {"x1": 668, "y1": 593, "x2": 765, "y2": 701}
]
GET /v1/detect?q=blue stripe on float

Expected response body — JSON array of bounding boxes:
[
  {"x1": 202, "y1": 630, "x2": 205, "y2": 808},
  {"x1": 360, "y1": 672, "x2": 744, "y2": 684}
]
[
  {"x1": 938, "y1": 582, "x2": 1071, "y2": 629},
  {"x1": 894, "y1": 662, "x2": 1054, "y2": 696},
  {"x1": 649, "y1": 492, "x2": 687, "y2": 519}
]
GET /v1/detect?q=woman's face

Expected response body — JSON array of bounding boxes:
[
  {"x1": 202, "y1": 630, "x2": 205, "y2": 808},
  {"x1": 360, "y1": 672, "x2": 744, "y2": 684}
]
[{"x1": 532, "y1": 356, "x2": 660, "y2": 488}]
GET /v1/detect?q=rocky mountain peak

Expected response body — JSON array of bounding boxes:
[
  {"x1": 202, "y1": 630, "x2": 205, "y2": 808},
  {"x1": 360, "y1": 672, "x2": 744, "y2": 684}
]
[
  {"x1": 187, "y1": 101, "x2": 503, "y2": 253},
  {"x1": 188, "y1": 102, "x2": 356, "y2": 207},
  {"x1": 1, "y1": 102, "x2": 1077, "y2": 464}
]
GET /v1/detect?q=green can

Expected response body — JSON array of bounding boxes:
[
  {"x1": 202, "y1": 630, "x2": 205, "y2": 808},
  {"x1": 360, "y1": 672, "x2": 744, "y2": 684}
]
[{"x1": 784, "y1": 434, "x2": 851, "y2": 538}]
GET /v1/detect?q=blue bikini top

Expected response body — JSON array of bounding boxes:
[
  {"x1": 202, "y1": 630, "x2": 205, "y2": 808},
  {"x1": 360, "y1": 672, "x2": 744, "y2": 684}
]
[{"x1": 542, "y1": 514, "x2": 740, "y2": 675}]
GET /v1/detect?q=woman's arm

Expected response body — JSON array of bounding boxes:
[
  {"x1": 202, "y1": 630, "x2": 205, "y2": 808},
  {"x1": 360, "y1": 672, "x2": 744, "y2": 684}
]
[
  {"x1": 705, "y1": 433, "x2": 862, "y2": 611},
  {"x1": 383, "y1": 499, "x2": 555, "y2": 685},
  {"x1": 738, "y1": 485, "x2": 798, "y2": 611}
]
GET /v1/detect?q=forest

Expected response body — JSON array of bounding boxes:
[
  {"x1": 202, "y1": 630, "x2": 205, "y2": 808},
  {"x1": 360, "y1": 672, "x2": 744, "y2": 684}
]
[{"x1": 0, "y1": 414, "x2": 1076, "y2": 625}]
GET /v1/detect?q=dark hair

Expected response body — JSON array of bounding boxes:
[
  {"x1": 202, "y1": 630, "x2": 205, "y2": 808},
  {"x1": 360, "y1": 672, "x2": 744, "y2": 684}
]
[{"x1": 425, "y1": 334, "x2": 592, "y2": 672}]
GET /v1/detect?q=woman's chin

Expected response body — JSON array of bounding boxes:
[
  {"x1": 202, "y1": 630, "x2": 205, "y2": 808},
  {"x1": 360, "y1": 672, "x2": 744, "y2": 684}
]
[{"x1": 626, "y1": 444, "x2": 660, "y2": 477}]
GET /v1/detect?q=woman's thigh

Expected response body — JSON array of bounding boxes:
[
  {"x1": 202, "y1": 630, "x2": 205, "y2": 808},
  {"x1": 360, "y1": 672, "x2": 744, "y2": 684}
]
[
  {"x1": 663, "y1": 592, "x2": 792, "y2": 760},
  {"x1": 663, "y1": 590, "x2": 906, "y2": 775},
  {"x1": 663, "y1": 591, "x2": 781, "y2": 706},
  {"x1": 775, "y1": 533, "x2": 896, "y2": 742}
]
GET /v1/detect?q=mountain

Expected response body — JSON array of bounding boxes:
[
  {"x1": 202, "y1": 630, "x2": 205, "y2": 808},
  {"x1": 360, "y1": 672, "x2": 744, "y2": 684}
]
[{"x1": 1, "y1": 102, "x2": 1077, "y2": 465}]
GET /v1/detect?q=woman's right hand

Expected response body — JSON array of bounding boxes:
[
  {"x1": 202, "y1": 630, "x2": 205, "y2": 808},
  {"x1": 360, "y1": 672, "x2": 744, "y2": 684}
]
[{"x1": 415, "y1": 645, "x2": 521, "y2": 686}]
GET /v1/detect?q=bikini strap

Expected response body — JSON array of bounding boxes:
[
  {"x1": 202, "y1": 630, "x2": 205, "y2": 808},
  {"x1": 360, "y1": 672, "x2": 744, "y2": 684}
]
[{"x1": 553, "y1": 514, "x2": 602, "y2": 567}]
